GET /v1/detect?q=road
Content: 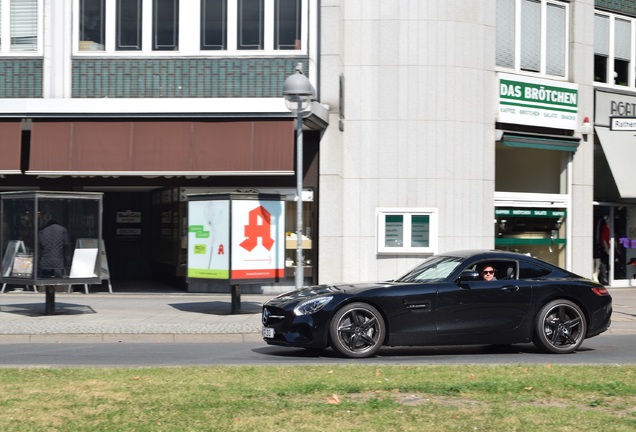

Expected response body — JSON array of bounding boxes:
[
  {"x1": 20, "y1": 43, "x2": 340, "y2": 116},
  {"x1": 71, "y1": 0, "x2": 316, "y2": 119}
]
[{"x1": 0, "y1": 334, "x2": 634, "y2": 367}]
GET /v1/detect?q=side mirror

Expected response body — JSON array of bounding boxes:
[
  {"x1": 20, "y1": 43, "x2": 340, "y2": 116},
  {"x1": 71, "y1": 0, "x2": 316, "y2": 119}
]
[{"x1": 456, "y1": 270, "x2": 480, "y2": 285}]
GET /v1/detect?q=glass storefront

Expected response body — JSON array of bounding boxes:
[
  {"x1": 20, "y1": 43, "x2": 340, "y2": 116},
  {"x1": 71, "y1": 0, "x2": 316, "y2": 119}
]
[
  {"x1": 495, "y1": 207, "x2": 566, "y2": 267},
  {"x1": 594, "y1": 204, "x2": 636, "y2": 286}
]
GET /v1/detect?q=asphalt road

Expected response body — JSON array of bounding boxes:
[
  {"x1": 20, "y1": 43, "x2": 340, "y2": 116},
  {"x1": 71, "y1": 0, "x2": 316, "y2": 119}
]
[{"x1": 0, "y1": 334, "x2": 633, "y2": 367}]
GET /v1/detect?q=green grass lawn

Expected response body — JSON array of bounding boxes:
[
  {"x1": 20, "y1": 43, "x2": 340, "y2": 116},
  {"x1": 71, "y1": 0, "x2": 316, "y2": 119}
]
[{"x1": 0, "y1": 365, "x2": 634, "y2": 431}]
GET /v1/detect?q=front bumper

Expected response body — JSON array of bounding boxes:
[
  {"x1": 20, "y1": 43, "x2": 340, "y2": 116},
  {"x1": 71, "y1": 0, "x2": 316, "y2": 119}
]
[{"x1": 261, "y1": 305, "x2": 331, "y2": 348}]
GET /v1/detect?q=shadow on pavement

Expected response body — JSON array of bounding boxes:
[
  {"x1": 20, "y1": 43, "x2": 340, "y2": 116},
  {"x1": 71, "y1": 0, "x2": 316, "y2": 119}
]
[
  {"x1": 169, "y1": 300, "x2": 263, "y2": 315},
  {"x1": 0, "y1": 303, "x2": 96, "y2": 316},
  {"x1": 254, "y1": 343, "x2": 597, "y2": 359}
]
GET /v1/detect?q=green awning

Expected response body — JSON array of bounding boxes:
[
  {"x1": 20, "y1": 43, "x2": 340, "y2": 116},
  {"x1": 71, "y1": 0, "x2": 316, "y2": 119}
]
[{"x1": 501, "y1": 133, "x2": 580, "y2": 152}]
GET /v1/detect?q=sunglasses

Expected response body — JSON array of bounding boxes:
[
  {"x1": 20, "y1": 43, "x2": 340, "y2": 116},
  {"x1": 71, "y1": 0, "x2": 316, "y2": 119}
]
[{"x1": 482, "y1": 270, "x2": 494, "y2": 274}]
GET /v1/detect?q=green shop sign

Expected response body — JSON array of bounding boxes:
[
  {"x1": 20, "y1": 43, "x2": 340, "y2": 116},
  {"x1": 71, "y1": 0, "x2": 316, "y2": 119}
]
[
  {"x1": 498, "y1": 72, "x2": 578, "y2": 130},
  {"x1": 495, "y1": 209, "x2": 566, "y2": 218}
]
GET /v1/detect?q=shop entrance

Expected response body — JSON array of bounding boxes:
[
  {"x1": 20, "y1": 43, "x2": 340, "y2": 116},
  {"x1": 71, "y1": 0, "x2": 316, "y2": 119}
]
[
  {"x1": 594, "y1": 204, "x2": 636, "y2": 286},
  {"x1": 101, "y1": 191, "x2": 155, "y2": 283},
  {"x1": 495, "y1": 207, "x2": 567, "y2": 268}
]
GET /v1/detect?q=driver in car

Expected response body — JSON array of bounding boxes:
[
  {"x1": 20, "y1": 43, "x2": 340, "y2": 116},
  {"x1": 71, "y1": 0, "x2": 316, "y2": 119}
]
[{"x1": 481, "y1": 264, "x2": 496, "y2": 281}]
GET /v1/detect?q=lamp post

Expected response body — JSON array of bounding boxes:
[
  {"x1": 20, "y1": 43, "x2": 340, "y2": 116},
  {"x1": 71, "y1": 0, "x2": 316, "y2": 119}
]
[{"x1": 283, "y1": 63, "x2": 315, "y2": 290}]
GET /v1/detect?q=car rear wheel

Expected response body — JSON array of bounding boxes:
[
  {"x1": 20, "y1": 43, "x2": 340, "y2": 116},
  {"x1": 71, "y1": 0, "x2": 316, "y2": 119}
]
[
  {"x1": 329, "y1": 302, "x2": 385, "y2": 358},
  {"x1": 533, "y1": 299, "x2": 587, "y2": 354}
]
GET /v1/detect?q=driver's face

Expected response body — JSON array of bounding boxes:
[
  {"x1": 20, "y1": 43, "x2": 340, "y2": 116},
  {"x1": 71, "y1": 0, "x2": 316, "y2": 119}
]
[{"x1": 482, "y1": 267, "x2": 495, "y2": 281}]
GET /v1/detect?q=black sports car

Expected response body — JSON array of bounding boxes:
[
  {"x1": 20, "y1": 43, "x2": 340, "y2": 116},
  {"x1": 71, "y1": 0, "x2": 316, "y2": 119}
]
[{"x1": 262, "y1": 250, "x2": 612, "y2": 358}]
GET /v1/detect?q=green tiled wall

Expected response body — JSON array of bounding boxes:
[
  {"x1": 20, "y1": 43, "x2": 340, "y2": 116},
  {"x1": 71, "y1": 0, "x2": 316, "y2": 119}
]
[
  {"x1": 0, "y1": 59, "x2": 43, "y2": 98},
  {"x1": 72, "y1": 57, "x2": 308, "y2": 98},
  {"x1": 596, "y1": 0, "x2": 636, "y2": 17}
]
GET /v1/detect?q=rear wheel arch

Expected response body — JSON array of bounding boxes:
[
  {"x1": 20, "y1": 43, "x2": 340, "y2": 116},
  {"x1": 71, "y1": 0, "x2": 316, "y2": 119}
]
[
  {"x1": 532, "y1": 298, "x2": 588, "y2": 354},
  {"x1": 533, "y1": 294, "x2": 591, "y2": 335}
]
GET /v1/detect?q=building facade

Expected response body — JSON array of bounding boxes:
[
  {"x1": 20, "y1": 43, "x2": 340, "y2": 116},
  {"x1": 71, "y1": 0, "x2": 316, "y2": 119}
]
[
  {"x1": 0, "y1": 0, "x2": 633, "y2": 292},
  {"x1": 318, "y1": 0, "x2": 599, "y2": 286},
  {"x1": 0, "y1": 0, "x2": 327, "y2": 291}
]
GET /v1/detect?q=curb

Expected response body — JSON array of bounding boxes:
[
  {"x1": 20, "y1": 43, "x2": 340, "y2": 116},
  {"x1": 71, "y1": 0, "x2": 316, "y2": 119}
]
[{"x1": 0, "y1": 333, "x2": 263, "y2": 344}]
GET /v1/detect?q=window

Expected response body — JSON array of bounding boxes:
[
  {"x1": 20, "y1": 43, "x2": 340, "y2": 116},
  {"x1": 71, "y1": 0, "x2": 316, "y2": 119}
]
[
  {"x1": 153, "y1": 0, "x2": 179, "y2": 51},
  {"x1": 595, "y1": 11, "x2": 636, "y2": 88},
  {"x1": 79, "y1": 0, "x2": 105, "y2": 50},
  {"x1": 518, "y1": 260, "x2": 551, "y2": 279},
  {"x1": 496, "y1": 0, "x2": 568, "y2": 78},
  {"x1": 0, "y1": 0, "x2": 41, "y2": 55},
  {"x1": 76, "y1": 0, "x2": 306, "y2": 55},
  {"x1": 116, "y1": 0, "x2": 142, "y2": 50},
  {"x1": 377, "y1": 208, "x2": 438, "y2": 254},
  {"x1": 201, "y1": 0, "x2": 226, "y2": 50},
  {"x1": 275, "y1": 0, "x2": 301, "y2": 50},
  {"x1": 238, "y1": 0, "x2": 263, "y2": 50}
]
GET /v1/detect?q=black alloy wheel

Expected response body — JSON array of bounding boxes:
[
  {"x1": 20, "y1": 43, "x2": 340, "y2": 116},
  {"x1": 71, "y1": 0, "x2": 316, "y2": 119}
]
[
  {"x1": 533, "y1": 299, "x2": 587, "y2": 354},
  {"x1": 329, "y1": 302, "x2": 386, "y2": 358}
]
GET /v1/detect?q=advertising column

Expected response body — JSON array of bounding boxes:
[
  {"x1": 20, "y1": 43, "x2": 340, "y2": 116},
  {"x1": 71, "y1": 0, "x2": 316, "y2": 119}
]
[{"x1": 186, "y1": 193, "x2": 285, "y2": 310}]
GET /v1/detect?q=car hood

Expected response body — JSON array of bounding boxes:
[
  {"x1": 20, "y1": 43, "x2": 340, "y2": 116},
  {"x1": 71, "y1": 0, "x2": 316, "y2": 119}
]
[{"x1": 267, "y1": 282, "x2": 395, "y2": 304}]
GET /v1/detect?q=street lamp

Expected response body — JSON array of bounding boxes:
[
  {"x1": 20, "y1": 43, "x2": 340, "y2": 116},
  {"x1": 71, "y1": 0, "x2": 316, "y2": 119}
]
[{"x1": 283, "y1": 63, "x2": 315, "y2": 290}]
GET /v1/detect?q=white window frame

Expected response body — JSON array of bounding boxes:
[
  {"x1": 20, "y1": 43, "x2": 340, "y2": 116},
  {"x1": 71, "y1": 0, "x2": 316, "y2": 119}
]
[
  {"x1": 496, "y1": 0, "x2": 569, "y2": 80},
  {"x1": 0, "y1": 0, "x2": 43, "y2": 56},
  {"x1": 376, "y1": 208, "x2": 438, "y2": 255},
  {"x1": 594, "y1": 10, "x2": 636, "y2": 89},
  {"x1": 73, "y1": 0, "x2": 308, "y2": 56}
]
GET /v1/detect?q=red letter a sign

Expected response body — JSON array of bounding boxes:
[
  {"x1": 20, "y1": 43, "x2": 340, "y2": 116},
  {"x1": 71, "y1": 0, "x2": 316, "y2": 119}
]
[{"x1": 239, "y1": 206, "x2": 274, "y2": 251}]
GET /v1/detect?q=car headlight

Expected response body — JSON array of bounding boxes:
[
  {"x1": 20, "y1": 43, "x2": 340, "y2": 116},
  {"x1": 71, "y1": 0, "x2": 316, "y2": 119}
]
[{"x1": 293, "y1": 296, "x2": 333, "y2": 316}]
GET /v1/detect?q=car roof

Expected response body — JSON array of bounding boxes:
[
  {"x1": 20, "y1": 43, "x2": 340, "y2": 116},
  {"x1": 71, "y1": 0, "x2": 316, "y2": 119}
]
[{"x1": 438, "y1": 249, "x2": 525, "y2": 259}]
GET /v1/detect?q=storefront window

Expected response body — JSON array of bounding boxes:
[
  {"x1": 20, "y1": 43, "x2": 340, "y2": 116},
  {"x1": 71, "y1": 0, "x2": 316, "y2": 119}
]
[
  {"x1": 594, "y1": 205, "x2": 636, "y2": 285},
  {"x1": 284, "y1": 198, "x2": 313, "y2": 276},
  {"x1": 495, "y1": 207, "x2": 566, "y2": 267}
]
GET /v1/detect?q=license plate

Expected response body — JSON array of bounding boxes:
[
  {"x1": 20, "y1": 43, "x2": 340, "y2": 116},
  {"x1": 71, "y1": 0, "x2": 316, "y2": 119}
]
[{"x1": 262, "y1": 327, "x2": 275, "y2": 338}]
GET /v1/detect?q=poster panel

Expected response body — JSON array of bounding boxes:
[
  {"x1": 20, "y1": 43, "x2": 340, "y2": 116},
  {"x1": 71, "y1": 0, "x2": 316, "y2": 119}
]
[
  {"x1": 231, "y1": 199, "x2": 285, "y2": 281},
  {"x1": 187, "y1": 199, "x2": 230, "y2": 279},
  {"x1": 69, "y1": 248, "x2": 99, "y2": 278}
]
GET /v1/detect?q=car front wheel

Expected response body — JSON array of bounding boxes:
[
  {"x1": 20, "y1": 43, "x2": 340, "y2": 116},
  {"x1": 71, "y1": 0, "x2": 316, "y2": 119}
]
[
  {"x1": 329, "y1": 302, "x2": 385, "y2": 358},
  {"x1": 533, "y1": 299, "x2": 587, "y2": 354}
]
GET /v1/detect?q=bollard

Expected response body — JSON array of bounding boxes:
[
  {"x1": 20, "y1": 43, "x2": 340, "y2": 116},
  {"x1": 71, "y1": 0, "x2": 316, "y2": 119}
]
[
  {"x1": 231, "y1": 284, "x2": 241, "y2": 314},
  {"x1": 44, "y1": 286, "x2": 56, "y2": 315}
]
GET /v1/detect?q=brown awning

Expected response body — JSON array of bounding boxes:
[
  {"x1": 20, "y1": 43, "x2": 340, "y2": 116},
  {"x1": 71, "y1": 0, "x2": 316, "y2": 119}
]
[
  {"x1": 28, "y1": 120, "x2": 294, "y2": 176},
  {"x1": 0, "y1": 121, "x2": 22, "y2": 174}
]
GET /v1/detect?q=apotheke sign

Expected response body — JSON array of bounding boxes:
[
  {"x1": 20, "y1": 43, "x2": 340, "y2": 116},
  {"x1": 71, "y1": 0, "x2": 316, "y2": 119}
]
[{"x1": 497, "y1": 73, "x2": 578, "y2": 130}]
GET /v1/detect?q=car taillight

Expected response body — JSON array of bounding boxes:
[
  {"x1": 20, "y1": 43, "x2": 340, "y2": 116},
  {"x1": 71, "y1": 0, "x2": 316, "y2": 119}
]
[{"x1": 592, "y1": 287, "x2": 609, "y2": 296}]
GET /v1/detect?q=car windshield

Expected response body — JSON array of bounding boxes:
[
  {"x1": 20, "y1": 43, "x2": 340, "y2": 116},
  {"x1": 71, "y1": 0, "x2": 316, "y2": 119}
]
[{"x1": 395, "y1": 255, "x2": 463, "y2": 283}]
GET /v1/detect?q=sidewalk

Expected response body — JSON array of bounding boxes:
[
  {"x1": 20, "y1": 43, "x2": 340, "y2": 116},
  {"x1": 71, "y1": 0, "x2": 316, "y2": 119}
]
[
  {"x1": 0, "y1": 285, "x2": 633, "y2": 343},
  {"x1": 0, "y1": 286, "x2": 271, "y2": 343}
]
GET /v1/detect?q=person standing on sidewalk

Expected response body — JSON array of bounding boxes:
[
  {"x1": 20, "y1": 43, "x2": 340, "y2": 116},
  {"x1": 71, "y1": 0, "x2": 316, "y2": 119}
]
[{"x1": 38, "y1": 219, "x2": 72, "y2": 278}]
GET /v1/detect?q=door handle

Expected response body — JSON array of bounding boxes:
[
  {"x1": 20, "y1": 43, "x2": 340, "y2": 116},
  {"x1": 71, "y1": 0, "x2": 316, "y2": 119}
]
[{"x1": 501, "y1": 285, "x2": 520, "y2": 293}]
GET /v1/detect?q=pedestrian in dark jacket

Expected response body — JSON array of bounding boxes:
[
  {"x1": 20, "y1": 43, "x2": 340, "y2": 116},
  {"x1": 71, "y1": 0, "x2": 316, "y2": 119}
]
[{"x1": 38, "y1": 220, "x2": 71, "y2": 277}]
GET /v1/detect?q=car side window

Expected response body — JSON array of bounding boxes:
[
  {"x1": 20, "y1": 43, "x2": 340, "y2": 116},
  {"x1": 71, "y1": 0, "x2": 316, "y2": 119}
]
[
  {"x1": 500, "y1": 262, "x2": 517, "y2": 280},
  {"x1": 518, "y1": 260, "x2": 552, "y2": 279},
  {"x1": 469, "y1": 261, "x2": 517, "y2": 280}
]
